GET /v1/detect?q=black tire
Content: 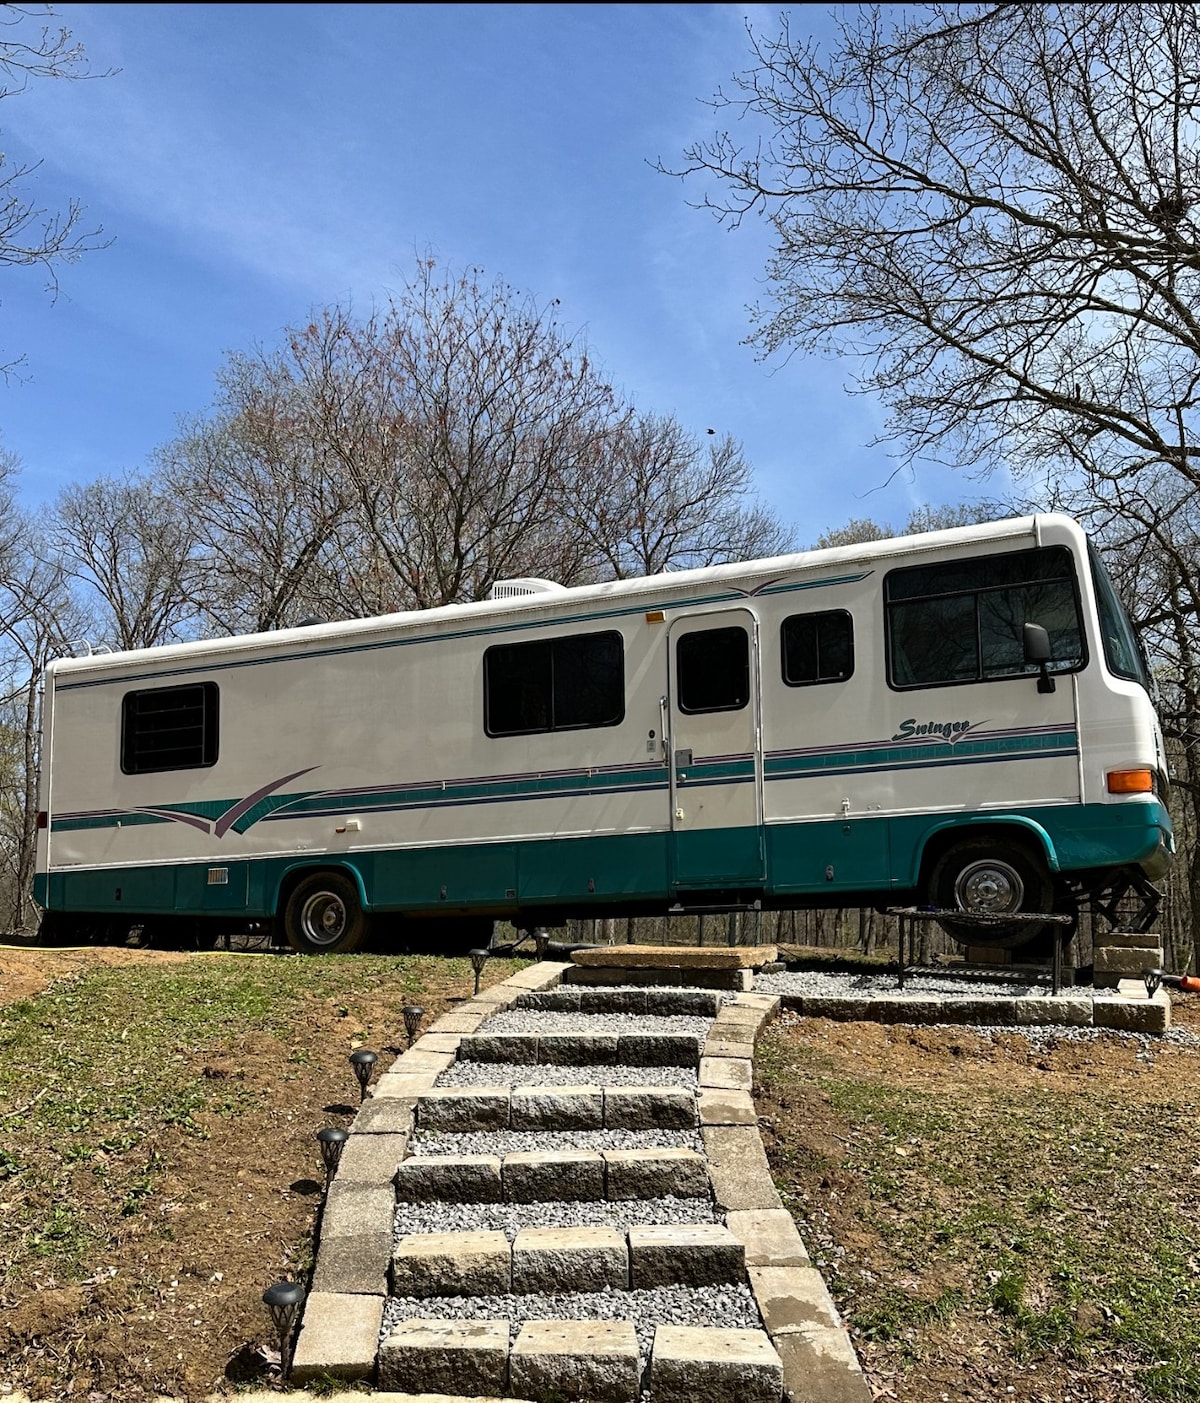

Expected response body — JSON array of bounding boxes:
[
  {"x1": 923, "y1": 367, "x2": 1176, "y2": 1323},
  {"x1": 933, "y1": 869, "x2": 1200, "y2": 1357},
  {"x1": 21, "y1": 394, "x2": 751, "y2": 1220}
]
[
  {"x1": 283, "y1": 871, "x2": 371, "y2": 955},
  {"x1": 928, "y1": 836, "x2": 1055, "y2": 950}
]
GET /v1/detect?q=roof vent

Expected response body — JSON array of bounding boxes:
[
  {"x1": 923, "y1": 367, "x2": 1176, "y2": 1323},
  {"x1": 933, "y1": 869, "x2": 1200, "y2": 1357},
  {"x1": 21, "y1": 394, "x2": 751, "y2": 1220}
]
[{"x1": 488, "y1": 577, "x2": 567, "y2": 601}]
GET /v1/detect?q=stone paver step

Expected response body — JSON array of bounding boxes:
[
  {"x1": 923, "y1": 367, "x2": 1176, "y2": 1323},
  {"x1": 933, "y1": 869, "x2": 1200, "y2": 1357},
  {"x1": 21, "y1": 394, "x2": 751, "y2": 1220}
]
[
  {"x1": 455, "y1": 1031, "x2": 702, "y2": 1067},
  {"x1": 571, "y1": 944, "x2": 778, "y2": 970},
  {"x1": 393, "y1": 1147, "x2": 711, "y2": 1204},
  {"x1": 515, "y1": 987, "x2": 724, "y2": 1017},
  {"x1": 415, "y1": 1084, "x2": 697, "y2": 1132},
  {"x1": 376, "y1": 1318, "x2": 783, "y2": 1403},
  {"x1": 295, "y1": 959, "x2": 869, "y2": 1403},
  {"x1": 565, "y1": 964, "x2": 752, "y2": 991},
  {"x1": 389, "y1": 1223, "x2": 744, "y2": 1297},
  {"x1": 650, "y1": 1324, "x2": 783, "y2": 1402}
]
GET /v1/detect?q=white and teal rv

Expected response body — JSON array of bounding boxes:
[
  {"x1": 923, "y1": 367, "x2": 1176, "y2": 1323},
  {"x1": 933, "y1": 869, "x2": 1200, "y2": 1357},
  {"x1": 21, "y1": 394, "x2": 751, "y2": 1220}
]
[{"x1": 34, "y1": 513, "x2": 1172, "y2": 953}]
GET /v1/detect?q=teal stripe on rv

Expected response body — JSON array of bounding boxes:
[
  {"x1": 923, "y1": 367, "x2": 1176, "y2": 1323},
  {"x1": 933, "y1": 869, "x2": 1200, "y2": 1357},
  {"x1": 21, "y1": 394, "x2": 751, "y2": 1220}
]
[
  {"x1": 39, "y1": 800, "x2": 1172, "y2": 919},
  {"x1": 48, "y1": 727, "x2": 1076, "y2": 835}
]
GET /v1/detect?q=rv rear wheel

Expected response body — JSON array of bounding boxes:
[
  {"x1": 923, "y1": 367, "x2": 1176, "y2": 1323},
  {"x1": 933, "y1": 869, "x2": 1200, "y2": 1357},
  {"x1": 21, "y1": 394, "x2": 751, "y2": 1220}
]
[
  {"x1": 928, "y1": 836, "x2": 1055, "y2": 950},
  {"x1": 284, "y1": 871, "x2": 370, "y2": 955}
]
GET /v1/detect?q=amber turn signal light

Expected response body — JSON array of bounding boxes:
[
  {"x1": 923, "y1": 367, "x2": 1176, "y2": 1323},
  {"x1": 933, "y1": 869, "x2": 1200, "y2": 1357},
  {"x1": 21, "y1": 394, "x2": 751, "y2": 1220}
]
[{"x1": 1107, "y1": 769, "x2": 1154, "y2": 794}]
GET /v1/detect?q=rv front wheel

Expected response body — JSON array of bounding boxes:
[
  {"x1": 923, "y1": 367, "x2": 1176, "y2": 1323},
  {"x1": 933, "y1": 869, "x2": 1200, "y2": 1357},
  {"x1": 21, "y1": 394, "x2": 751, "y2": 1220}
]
[
  {"x1": 928, "y1": 836, "x2": 1054, "y2": 950},
  {"x1": 284, "y1": 871, "x2": 370, "y2": 955}
]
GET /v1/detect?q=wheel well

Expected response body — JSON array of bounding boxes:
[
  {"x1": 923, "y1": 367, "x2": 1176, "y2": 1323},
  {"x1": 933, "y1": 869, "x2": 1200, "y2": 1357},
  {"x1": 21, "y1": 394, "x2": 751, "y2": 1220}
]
[
  {"x1": 275, "y1": 864, "x2": 367, "y2": 920},
  {"x1": 916, "y1": 824, "x2": 1051, "y2": 897}
]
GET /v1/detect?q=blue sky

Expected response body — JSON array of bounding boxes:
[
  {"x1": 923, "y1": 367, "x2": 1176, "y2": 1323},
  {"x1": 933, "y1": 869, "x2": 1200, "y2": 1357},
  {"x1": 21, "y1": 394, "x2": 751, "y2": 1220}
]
[{"x1": 0, "y1": 3, "x2": 986, "y2": 545}]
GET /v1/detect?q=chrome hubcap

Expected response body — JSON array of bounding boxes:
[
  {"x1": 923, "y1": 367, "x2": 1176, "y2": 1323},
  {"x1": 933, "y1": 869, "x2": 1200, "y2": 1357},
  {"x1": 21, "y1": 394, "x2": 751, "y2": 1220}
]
[
  {"x1": 300, "y1": 892, "x2": 348, "y2": 946},
  {"x1": 954, "y1": 860, "x2": 1024, "y2": 914}
]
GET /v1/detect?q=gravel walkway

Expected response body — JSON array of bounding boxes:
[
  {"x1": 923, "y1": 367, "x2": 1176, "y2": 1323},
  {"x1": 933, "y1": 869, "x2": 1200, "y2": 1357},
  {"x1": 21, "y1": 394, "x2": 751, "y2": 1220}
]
[
  {"x1": 393, "y1": 1195, "x2": 718, "y2": 1243},
  {"x1": 380, "y1": 1281, "x2": 761, "y2": 1363},
  {"x1": 436, "y1": 1061, "x2": 699, "y2": 1089},
  {"x1": 756, "y1": 968, "x2": 1092, "y2": 1001},
  {"x1": 479, "y1": 1011, "x2": 714, "y2": 1038},
  {"x1": 409, "y1": 1126, "x2": 704, "y2": 1157},
  {"x1": 775, "y1": 1008, "x2": 1200, "y2": 1053}
]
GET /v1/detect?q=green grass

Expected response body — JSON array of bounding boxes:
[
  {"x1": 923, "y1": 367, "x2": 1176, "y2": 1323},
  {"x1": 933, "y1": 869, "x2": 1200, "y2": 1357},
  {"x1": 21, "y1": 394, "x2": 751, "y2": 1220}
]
[
  {"x1": 759, "y1": 1033, "x2": 1200, "y2": 1400},
  {"x1": 0, "y1": 951, "x2": 523, "y2": 1284}
]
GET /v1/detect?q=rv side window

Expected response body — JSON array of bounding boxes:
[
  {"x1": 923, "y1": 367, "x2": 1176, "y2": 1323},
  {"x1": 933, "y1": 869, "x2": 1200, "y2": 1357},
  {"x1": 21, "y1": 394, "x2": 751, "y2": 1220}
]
[
  {"x1": 885, "y1": 545, "x2": 1085, "y2": 689},
  {"x1": 484, "y1": 631, "x2": 624, "y2": 736},
  {"x1": 781, "y1": 610, "x2": 854, "y2": 686},
  {"x1": 121, "y1": 682, "x2": 219, "y2": 774},
  {"x1": 677, "y1": 626, "x2": 749, "y2": 713}
]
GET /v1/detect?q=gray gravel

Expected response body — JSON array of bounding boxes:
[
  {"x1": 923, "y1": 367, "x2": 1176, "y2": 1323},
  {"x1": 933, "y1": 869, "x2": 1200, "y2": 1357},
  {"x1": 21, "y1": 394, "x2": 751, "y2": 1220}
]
[
  {"x1": 756, "y1": 968, "x2": 1091, "y2": 1001},
  {"x1": 380, "y1": 1282, "x2": 761, "y2": 1363},
  {"x1": 436, "y1": 1061, "x2": 700, "y2": 1089},
  {"x1": 393, "y1": 1195, "x2": 718, "y2": 1243},
  {"x1": 409, "y1": 1127, "x2": 704, "y2": 1156},
  {"x1": 479, "y1": 1010, "x2": 714, "y2": 1038},
  {"x1": 775, "y1": 1007, "x2": 1200, "y2": 1052}
]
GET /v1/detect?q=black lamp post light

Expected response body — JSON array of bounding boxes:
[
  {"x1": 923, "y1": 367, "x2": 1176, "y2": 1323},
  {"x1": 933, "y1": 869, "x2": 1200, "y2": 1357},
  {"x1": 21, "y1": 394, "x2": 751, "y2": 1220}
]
[
  {"x1": 262, "y1": 1279, "x2": 304, "y2": 1380},
  {"x1": 316, "y1": 1125, "x2": 349, "y2": 1188},
  {"x1": 402, "y1": 1004, "x2": 425, "y2": 1047},
  {"x1": 349, "y1": 1047, "x2": 378, "y2": 1102},
  {"x1": 469, "y1": 947, "x2": 490, "y2": 996}
]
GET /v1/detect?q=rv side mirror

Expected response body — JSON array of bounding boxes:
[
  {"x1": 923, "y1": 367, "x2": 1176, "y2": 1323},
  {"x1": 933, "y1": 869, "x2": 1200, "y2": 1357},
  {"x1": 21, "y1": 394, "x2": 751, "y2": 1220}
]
[{"x1": 1023, "y1": 622, "x2": 1055, "y2": 694}]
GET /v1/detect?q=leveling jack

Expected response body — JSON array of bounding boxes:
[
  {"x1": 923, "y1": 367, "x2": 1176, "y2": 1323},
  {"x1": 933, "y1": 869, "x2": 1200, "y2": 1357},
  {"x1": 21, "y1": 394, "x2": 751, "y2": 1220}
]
[{"x1": 1142, "y1": 967, "x2": 1200, "y2": 998}]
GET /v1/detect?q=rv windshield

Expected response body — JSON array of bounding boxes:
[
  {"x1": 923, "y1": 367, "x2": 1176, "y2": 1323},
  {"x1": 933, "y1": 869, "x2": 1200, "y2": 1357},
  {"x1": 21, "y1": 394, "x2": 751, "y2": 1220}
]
[{"x1": 1088, "y1": 541, "x2": 1149, "y2": 688}]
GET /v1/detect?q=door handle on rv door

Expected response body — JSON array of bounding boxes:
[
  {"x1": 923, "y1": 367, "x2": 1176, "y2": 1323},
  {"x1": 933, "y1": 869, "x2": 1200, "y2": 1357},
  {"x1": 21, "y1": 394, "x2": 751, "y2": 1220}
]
[{"x1": 659, "y1": 696, "x2": 670, "y2": 764}]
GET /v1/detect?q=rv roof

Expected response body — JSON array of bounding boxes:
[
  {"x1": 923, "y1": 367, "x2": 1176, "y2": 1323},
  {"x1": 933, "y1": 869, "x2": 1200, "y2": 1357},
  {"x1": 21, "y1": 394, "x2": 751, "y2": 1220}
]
[{"x1": 48, "y1": 512, "x2": 1059, "y2": 678}]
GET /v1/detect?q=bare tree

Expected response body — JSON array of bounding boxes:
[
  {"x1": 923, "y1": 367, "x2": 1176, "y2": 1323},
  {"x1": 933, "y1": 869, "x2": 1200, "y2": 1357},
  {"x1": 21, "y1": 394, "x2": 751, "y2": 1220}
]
[
  {"x1": 159, "y1": 355, "x2": 355, "y2": 635},
  {"x1": 46, "y1": 471, "x2": 198, "y2": 649},
  {"x1": 0, "y1": 5, "x2": 110, "y2": 369},
  {"x1": 813, "y1": 501, "x2": 1016, "y2": 551},
  {"x1": 159, "y1": 260, "x2": 791, "y2": 633},
  {"x1": 675, "y1": 2, "x2": 1200, "y2": 954},
  {"x1": 279, "y1": 265, "x2": 629, "y2": 609},
  {"x1": 673, "y1": 4, "x2": 1200, "y2": 490},
  {"x1": 575, "y1": 413, "x2": 792, "y2": 577}
]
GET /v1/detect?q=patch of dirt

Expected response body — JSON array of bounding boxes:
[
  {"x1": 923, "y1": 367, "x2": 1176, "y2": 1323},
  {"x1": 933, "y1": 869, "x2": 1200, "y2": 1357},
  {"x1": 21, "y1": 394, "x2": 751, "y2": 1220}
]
[
  {"x1": 0, "y1": 941, "x2": 497, "y2": 1402},
  {"x1": 0, "y1": 942, "x2": 191, "y2": 1006},
  {"x1": 756, "y1": 996, "x2": 1200, "y2": 1403}
]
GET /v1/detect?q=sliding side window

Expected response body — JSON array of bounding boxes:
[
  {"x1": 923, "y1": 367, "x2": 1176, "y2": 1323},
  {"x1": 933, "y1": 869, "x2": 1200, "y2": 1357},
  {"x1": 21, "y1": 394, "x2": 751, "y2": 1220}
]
[
  {"x1": 781, "y1": 610, "x2": 854, "y2": 687},
  {"x1": 485, "y1": 631, "x2": 624, "y2": 736},
  {"x1": 121, "y1": 682, "x2": 220, "y2": 774},
  {"x1": 886, "y1": 545, "x2": 1085, "y2": 689}
]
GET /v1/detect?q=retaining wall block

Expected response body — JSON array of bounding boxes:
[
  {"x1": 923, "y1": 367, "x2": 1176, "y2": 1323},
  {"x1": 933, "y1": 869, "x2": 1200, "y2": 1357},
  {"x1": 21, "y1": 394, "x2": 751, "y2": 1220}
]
[
  {"x1": 602, "y1": 1085, "x2": 696, "y2": 1130},
  {"x1": 377, "y1": 1319, "x2": 510, "y2": 1396},
  {"x1": 503, "y1": 1149, "x2": 606, "y2": 1203},
  {"x1": 628, "y1": 1223, "x2": 744, "y2": 1288},
  {"x1": 649, "y1": 1325, "x2": 783, "y2": 1403},
  {"x1": 509, "y1": 1319, "x2": 640, "y2": 1403},
  {"x1": 391, "y1": 1229, "x2": 511, "y2": 1298},
  {"x1": 510, "y1": 1226, "x2": 628, "y2": 1294},
  {"x1": 394, "y1": 1154, "x2": 504, "y2": 1203},
  {"x1": 603, "y1": 1147, "x2": 710, "y2": 1200},
  {"x1": 417, "y1": 1088, "x2": 511, "y2": 1132},
  {"x1": 510, "y1": 1084, "x2": 604, "y2": 1131}
]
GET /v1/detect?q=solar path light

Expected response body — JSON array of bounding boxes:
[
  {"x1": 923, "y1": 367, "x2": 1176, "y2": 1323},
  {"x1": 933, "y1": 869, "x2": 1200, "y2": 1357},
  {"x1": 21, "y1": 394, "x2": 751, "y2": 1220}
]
[
  {"x1": 402, "y1": 1004, "x2": 425, "y2": 1047},
  {"x1": 534, "y1": 929, "x2": 549, "y2": 959},
  {"x1": 349, "y1": 1047, "x2": 377, "y2": 1102},
  {"x1": 262, "y1": 1279, "x2": 304, "y2": 1380},
  {"x1": 316, "y1": 1125, "x2": 349, "y2": 1188},
  {"x1": 468, "y1": 947, "x2": 489, "y2": 996}
]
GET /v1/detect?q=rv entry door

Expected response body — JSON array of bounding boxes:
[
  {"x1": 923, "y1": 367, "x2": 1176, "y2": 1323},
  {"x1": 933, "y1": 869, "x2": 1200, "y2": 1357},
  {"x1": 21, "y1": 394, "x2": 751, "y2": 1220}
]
[{"x1": 667, "y1": 608, "x2": 766, "y2": 889}]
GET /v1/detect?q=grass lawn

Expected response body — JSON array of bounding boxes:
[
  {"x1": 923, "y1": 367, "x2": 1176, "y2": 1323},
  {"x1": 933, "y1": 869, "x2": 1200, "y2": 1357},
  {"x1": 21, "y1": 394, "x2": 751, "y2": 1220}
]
[
  {"x1": 755, "y1": 1008, "x2": 1200, "y2": 1402},
  {"x1": 0, "y1": 944, "x2": 526, "y2": 1401}
]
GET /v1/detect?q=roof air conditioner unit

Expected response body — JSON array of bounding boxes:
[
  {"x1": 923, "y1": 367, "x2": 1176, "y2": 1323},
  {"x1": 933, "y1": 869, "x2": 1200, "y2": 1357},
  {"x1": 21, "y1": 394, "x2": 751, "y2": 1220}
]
[{"x1": 488, "y1": 577, "x2": 567, "y2": 600}]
